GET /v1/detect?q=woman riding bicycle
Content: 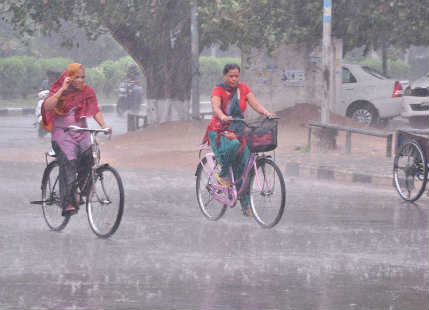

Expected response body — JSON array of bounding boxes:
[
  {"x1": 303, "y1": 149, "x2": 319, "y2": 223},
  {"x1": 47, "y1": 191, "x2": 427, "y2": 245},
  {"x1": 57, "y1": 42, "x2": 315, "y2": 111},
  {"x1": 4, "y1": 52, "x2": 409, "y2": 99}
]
[
  {"x1": 202, "y1": 63, "x2": 275, "y2": 216},
  {"x1": 42, "y1": 63, "x2": 111, "y2": 216}
]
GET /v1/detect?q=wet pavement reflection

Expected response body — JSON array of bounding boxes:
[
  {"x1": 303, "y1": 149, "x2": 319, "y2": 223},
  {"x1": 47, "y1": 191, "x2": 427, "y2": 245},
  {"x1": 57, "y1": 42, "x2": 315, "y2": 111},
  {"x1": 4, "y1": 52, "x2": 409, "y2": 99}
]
[{"x1": 0, "y1": 163, "x2": 427, "y2": 309}]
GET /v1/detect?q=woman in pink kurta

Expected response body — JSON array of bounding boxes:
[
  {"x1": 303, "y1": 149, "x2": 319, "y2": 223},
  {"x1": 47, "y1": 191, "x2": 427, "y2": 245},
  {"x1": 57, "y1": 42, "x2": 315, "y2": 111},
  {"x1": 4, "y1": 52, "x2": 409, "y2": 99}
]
[{"x1": 42, "y1": 63, "x2": 110, "y2": 216}]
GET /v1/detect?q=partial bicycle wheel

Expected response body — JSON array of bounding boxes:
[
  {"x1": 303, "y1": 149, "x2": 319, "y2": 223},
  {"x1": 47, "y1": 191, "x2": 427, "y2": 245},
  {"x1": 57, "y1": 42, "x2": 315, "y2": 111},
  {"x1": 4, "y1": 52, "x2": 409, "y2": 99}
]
[
  {"x1": 249, "y1": 158, "x2": 286, "y2": 228},
  {"x1": 41, "y1": 161, "x2": 70, "y2": 231},
  {"x1": 195, "y1": 154, "x2": 227, "y2": 221},
  {"x1": 87, "y1": 165, "x2": 124, "y2": 238},
  {"x1": 393, "y1": 141, "x2": 428, "y2": 202}
]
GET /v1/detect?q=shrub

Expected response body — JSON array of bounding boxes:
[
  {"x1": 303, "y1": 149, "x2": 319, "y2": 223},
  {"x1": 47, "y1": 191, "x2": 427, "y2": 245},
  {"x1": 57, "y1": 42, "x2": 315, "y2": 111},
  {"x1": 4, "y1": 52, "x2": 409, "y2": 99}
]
[
  {"x1": 0, "y1": 56, "x2": 73, "y2": 99},
  {"x1": 358, "y1": 58, "x2": 410, "y2": 79},
  {"x1": 0, "y1": 57, "x2": 29, "y2": 98},
  {"x1": 199, "y1": 56, "x2": 240, "y2": 95},
  {"x1": 0, "y1": 55, "x2": 240, "y2": 99},
  {"x1": 86, "y1": 67, "x2": 105, "y2": 94}
]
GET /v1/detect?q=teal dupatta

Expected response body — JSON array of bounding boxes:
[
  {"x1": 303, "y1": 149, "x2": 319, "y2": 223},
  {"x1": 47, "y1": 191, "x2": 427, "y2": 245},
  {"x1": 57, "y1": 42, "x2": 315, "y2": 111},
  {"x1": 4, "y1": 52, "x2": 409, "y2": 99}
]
[{"x1": 209, "y1": 83, "x2": 251, "y2": 212}]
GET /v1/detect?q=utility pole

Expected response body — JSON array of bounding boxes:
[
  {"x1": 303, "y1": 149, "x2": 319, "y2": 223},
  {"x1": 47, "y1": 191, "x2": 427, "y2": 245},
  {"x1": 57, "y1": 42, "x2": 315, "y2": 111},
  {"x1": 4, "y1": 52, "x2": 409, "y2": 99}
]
[
  {"x1": 322, "y1": 0, "x2": 332, "y2": 124},
  {"x1": 191, "y1": 2, "x2": 200, "y2": 120}
]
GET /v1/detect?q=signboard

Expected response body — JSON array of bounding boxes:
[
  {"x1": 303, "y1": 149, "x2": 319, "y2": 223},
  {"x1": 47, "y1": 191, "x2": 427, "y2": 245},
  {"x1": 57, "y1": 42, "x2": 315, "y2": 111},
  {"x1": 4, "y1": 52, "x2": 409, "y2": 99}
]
[{"x1": 282, "y1": 69, "x2": 305, "y2": 87}]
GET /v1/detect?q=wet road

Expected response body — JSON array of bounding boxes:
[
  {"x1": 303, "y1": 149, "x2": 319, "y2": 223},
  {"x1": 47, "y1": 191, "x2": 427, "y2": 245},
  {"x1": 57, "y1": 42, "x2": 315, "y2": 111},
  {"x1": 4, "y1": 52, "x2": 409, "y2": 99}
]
[
  {"x1": 0, "y1": 160, "x2": 427, "y2": 309},
  {"x1": 0, "y1": 113, "x2": 411, "y2": 149}
]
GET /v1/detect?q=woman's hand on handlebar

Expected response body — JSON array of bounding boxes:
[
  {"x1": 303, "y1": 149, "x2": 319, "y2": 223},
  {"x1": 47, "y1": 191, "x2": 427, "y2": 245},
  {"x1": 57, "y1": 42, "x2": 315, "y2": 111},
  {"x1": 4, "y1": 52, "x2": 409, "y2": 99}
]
[
  {"x1": 103, "y1": 126, "x2": 112, "y2": 135},
  {"x1": 264, "y1": 111, "x2": 277, "y2": 119},
  {"x1": 220, "y1": 115, "x2": 233, "y2": 122}
]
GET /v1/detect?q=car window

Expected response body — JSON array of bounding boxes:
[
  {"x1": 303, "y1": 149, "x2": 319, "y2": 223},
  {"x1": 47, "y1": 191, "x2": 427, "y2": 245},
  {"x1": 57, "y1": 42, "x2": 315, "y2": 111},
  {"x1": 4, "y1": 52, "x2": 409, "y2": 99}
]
[
  {"x1": 342, "y1": 68, "x2": 357, "y2": 83},
  {"x1": 361, "y1": 66, "x2": 387, "y2": 80}
]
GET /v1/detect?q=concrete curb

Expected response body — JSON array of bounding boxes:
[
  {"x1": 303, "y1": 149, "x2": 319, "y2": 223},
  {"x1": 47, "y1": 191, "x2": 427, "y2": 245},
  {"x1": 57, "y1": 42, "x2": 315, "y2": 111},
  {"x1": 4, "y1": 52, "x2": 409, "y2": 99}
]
[
  {"x1": 285, "y1": 162, "x2": 393, "y2": 187},
  {"x1": 0, "y1": 104, "x2": 117, "y2": 116}
]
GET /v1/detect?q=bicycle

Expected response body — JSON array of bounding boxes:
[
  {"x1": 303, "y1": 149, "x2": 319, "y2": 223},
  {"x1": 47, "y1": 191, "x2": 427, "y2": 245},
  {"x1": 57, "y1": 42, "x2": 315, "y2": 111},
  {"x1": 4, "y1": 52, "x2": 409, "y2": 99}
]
[
  {"x1": 195, "y1": 118, "x2": 286, "y2": 228},
  {"x1": 31, "y1": 125, "x2": 125, "y2": 238},
  {"x1": 393, "y1": 129, "x2": 429, "y2": 202}
]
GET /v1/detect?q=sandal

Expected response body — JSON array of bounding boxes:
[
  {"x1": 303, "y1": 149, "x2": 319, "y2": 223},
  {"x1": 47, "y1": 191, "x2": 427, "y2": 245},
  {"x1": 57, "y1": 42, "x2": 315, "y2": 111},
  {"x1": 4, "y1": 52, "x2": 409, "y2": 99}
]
[
  {"x1": 62, "y1": 204, "x2": 77, "y2": 216},
  {"x1": 242, "y1": 207, "x2": 254, "y2": 217},
  {"x1": 215, "y1": 173, "x2": 231, "y2": 187}
]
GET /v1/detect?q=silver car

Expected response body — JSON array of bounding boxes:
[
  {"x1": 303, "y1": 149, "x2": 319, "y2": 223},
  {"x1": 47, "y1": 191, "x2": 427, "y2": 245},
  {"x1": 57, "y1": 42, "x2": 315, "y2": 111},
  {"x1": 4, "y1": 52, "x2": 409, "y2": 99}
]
[
  {"x1": 338, "y1": 64, "x2": 404, "y2": 126},
  {"x1": 401, "y1": 73, "x2": 429, "y2": 128}
]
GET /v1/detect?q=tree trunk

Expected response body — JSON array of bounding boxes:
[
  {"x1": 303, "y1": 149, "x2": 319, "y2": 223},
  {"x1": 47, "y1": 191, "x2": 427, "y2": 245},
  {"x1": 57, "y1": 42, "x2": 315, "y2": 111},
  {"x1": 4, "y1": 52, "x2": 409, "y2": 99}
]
[
  {"x1": 142, "y1": 41, "x2": 192, "y2": 124},
  {"x1": 106, "y1": 8, "x2": 192, "y2": 124}
]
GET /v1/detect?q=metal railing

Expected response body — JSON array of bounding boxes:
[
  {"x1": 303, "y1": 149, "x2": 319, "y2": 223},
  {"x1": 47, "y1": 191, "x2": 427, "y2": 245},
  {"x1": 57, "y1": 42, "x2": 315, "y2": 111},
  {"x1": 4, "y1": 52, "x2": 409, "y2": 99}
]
[{"x1": 307, "y1": 121, "x2": 393, "y2": 158}]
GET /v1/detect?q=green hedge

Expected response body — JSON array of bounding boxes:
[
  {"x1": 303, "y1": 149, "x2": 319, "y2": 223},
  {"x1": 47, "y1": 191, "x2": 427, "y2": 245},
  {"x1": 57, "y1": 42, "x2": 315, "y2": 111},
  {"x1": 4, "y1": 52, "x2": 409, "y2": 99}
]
[
  {"x1": 0, "y1": 55, "x2": 240, "y2": 99},
  {"x1": 199, "y1": 56, "x2": 240, "y2": 95},
  {"x1": 358, "y1": 58, "x2": 410, "y2": 79},
  {"x1": 0, "y1": 56, "x2": 73, "y2": 98}
]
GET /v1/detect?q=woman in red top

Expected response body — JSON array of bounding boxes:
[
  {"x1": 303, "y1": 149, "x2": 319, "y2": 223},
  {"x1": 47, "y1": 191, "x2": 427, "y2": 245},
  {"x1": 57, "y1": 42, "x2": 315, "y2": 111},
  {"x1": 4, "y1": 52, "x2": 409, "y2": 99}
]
[{"x1": 203, "y1": 63, "x2": 275, "y2": 216}]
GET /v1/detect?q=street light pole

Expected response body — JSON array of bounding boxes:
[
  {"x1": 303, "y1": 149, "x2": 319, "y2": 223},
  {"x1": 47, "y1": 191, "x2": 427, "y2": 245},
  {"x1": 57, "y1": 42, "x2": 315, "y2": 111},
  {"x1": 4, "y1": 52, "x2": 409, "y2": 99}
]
[
  {"x1": 191, "y1": 2, "x2": 200, "y2": 120},
  {"x1": 322, "y1": 0, "x2": 332, "y2": 124}
]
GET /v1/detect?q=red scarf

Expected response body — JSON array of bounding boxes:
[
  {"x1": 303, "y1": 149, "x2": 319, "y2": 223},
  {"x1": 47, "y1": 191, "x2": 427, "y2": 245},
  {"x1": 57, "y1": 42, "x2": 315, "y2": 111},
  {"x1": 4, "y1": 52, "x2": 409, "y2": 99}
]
[{"x1": 41, "y1": 63, "x2": 99, "y2": 131}]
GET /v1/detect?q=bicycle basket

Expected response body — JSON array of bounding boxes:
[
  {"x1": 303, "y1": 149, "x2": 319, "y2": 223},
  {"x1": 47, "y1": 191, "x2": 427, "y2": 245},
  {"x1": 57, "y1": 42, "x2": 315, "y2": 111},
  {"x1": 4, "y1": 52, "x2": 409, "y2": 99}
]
[{"x1": 246, "y1": 118, "x2": 278, "y2": 153}]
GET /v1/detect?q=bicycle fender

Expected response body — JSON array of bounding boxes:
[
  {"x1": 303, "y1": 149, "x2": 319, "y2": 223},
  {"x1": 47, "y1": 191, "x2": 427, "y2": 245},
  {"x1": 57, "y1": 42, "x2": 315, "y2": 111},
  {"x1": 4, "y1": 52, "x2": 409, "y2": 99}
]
[
  {"x1": 95, "y1": 163, "x2": 111, "y2": 176},
  {"x1": 41, "y1": 160, "x2": 58, "y2": 190},
  {"x1": 96, "y1": 163, "x2": 111, "y2": 170},
  {"x1": 256, "y1": 156, "x2": 271, "y2": 166}
]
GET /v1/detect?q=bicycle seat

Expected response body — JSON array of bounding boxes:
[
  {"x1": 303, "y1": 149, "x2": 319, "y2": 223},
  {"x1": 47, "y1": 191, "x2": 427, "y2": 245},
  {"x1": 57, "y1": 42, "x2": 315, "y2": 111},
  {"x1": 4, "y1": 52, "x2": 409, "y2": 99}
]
[{"x1": 47, "y1": 148, "x2": 56, "y2": 157}]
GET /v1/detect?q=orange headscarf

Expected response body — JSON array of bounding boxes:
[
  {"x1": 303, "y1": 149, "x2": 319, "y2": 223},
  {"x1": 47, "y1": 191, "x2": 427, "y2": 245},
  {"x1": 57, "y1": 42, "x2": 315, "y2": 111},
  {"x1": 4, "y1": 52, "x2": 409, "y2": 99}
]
[{"x1": 41, "y1": 63, "x2": 99, "y2": 131}]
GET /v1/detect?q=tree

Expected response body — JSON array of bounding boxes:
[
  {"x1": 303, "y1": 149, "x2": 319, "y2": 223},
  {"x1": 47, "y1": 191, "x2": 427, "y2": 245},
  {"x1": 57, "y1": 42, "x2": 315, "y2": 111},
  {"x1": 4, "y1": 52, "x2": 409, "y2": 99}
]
[
  {"x1": 2, "y1": 0, "x2": 194, "y2": 123},
  {"x1": 2, "y1": 0, "x2": 428, "y2": 120},
  {"x1": 331, "y1": 0, "x2": 429, "y2": 75},
  {"x1": 0, "y1": 20, "x2": 33, "y2": 57}
]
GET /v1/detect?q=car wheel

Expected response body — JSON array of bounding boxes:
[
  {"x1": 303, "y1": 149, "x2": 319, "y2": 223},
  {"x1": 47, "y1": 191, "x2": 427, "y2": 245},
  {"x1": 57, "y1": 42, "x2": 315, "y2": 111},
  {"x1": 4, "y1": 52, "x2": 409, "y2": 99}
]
[
  {"x1": 404, "y1": 87, "x2": 412, "y2": 96},
  {"x1": 350, "y1": 104, "x2": 377, "y2": 126}
]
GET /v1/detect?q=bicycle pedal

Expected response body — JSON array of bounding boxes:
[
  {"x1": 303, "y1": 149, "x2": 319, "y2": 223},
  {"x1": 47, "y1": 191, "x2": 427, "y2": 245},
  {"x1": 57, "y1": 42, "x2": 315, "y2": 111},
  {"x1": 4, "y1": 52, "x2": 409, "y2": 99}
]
[{"x1": 30, "y1": 200, "x2": 44, "y2": 205}]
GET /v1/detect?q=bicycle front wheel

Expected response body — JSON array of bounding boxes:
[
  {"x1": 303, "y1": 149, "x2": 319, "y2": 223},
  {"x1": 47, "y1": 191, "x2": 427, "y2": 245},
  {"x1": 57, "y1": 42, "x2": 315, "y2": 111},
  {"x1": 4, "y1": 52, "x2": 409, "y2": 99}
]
[
  {"x1": 87, "y1": 165, "x2": 125, "y2": 238},
  {"x1": 195, "y1": 154, "x2": 227, "y2": 221},
  {"x1": 41, "y1": 161, "x2": 70, "y2": 231},
  {"x1": 249, "y1": 158, "x2": 286, "y2": 228},
  {"x1": 393, "y1": 141, "x2": 428, "y2": 202}
]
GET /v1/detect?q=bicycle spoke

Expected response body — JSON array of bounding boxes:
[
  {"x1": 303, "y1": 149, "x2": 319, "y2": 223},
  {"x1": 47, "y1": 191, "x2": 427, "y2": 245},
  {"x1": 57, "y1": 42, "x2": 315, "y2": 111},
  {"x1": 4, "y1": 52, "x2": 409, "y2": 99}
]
[
  {"x1": 250, "y1": 158, "x2": 285, "y2": 228},
  {"x1": 42, "y1": 161, "x2": 69, "y2": 231},
  {"x1": 393, "y1": 141, "x2": 427, "y2": 202},
  {"x1": 87, "y1": 166, "x2": 124, "y2": 238},
  {"x1": 196, "y1": 155, "x2": 227, "y2": 221}
]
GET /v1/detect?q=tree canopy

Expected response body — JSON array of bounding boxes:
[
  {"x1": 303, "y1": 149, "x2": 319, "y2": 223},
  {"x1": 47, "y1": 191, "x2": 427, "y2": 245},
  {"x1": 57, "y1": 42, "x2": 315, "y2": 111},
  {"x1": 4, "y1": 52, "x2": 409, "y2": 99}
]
[{"x1": 1, "y1": 0, "x2": 427, "y2": 111}]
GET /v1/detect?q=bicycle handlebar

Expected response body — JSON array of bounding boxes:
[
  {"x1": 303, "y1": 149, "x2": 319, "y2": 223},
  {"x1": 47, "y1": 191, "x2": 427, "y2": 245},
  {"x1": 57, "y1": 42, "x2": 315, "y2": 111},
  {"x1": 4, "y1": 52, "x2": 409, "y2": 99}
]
[
  {"x1": 230, "y1": 116, "x2": 280, "y2": 126},
  {"x1": 65, "y1": 125, "x2": 112, "y2": 135}
]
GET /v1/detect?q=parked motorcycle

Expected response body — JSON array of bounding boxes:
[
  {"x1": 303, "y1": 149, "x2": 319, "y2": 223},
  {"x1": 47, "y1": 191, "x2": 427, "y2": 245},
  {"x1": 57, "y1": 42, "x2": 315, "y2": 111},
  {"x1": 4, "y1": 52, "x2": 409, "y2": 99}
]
[
  {"x1": 35, "y1": 89, "x2": 49, "y2": 138},
  {"x1": 116, "y1": 79, "x2": 143, "y2": 116}
]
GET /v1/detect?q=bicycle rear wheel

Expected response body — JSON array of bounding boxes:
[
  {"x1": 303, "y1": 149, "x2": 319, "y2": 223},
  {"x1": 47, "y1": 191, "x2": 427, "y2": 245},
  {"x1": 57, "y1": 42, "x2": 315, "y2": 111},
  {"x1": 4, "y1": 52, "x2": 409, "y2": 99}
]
[
  {"x1": 41, "y1": 161, "x2": 70, "y2": 231},
  {"x1": 195, "y1": 154, "x2": 227, "y2": 221},
  {"x1": 393, "y1": 141, "x2": 428, "y2": 202},
  {"x1": 249, "y1": 158, "x2": 286, "y2": 228},
  {"x1": 87, "y1": 165, "x2": 124, "y2": 238}
]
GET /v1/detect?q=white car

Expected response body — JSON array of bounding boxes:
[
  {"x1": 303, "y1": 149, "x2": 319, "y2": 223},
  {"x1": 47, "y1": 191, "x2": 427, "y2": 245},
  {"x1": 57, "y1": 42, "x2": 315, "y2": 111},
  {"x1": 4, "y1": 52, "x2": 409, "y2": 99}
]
[
  {"x1": 338, "y1": 64, "x2": 404, "y2": 126},
  {"x1": 401, "y1": 73, "x2": 429, "y2": 128}
]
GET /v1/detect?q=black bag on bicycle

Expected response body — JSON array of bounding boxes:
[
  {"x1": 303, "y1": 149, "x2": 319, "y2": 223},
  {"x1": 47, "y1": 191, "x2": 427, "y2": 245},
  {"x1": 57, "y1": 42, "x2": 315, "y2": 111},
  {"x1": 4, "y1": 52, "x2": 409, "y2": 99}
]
[{"x1": 246, "y1": 118, "x2": 278, "y2": 153}]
